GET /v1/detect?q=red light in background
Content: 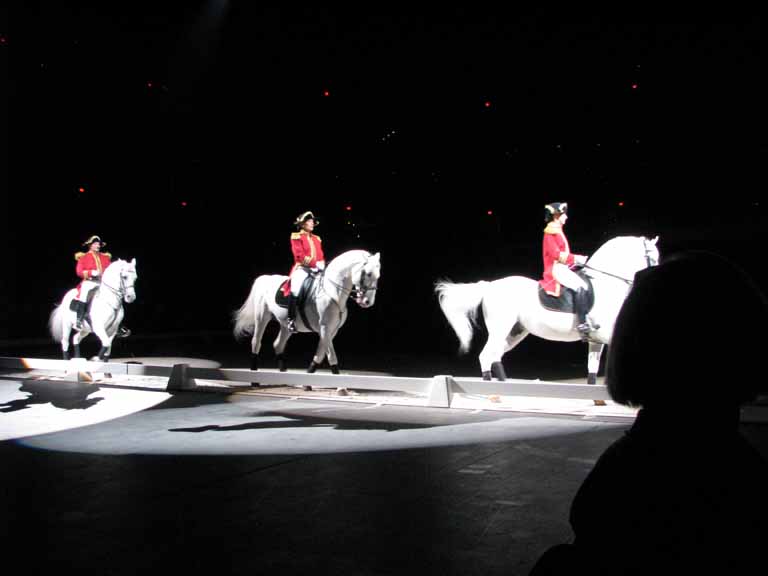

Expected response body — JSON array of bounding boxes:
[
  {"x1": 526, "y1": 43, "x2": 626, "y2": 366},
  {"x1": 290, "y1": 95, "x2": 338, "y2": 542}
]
[
  {"x1": 181, "y1": 201, "x2": 187, "y2": 207},
  {"x1": 323, "y1": 90, "x2": 330, "y2": 97},
  {"x1": 345, "y1": 205, "x2": 352, "y2": 211},
  {"x1": 147, "y1": 81, "x2": 153, "y2": 88},
  {"x1": 484, "y1": 101, "x2": 491, "y2": 108},
  {"x1": 618, "y1": 201, "x2": 624, "y2": 207},
  {"x1": 631, "y1": 84, "x2": 638, "y2": 90},
  {"x1": 487, "y1": 210, "x2": 493, "y2": 215},
  {"x1": 78, "y1": 187, "x2": 85, "y2": 193}
]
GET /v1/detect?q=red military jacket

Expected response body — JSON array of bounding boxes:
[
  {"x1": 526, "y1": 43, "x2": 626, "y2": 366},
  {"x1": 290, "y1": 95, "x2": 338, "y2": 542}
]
[
  {"x1": 75, "y1": 250, "x2": 112, "y2": 285},
  {"x1": 539, "y1": 222, "x2": 575, "y2": 297},
  {"x1": 282, "y1": 231, "x2": 324, "y2": 296},
  {"x1": 289, "y1": 230, "x2": 324, "y2": 272}
]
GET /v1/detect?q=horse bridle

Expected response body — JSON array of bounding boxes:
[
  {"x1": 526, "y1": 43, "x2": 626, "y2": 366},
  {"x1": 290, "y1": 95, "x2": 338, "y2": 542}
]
[
  {"x1": 351, "y1": 262, "x2": 378, "y2": 301},
  {"x1": 100, "y1": 266, "x2": 134, "y2": 308},
  {"x1": 322, "y1": 257, "x2": 378, "y2": 303}
]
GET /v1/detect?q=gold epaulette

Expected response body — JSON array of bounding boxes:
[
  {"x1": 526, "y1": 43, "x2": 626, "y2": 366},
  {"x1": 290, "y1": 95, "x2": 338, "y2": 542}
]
[
  {"x1": 291, "y1": 232, "x2": 303, "y2": 240},
  {"x1": 543, "y1": 222, "x2": 562, "y2": 234},
  {"x1": 103, "y1": 252, "x2": 112, "y2": 259},
  {"x1": 314, "y1": 234, "x2": 321, "y2": 241},
  {"x1": 74, "y1": 251, "x2": 86, "y2": 261}
]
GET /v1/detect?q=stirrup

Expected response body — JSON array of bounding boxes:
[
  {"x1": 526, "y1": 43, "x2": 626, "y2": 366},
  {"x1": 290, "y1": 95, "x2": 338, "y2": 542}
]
[
  {"x1": 287, "y1": 319, "x2": 297, "y2": 333},
  {"x1": 117, "y1": 326, "x2": 131, "y2": 338}
]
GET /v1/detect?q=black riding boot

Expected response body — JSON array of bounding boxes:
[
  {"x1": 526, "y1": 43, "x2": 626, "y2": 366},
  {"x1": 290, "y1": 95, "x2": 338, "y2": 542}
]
[
  {"x1": 74, "y1": 300, "x2": 86, "y2": 330},
  {"x1": 574, "y1": 288, "x2": 597, "y2": 340},
  {"x1": 287, "y1": 295, "x2": 297, "y2": 333}
]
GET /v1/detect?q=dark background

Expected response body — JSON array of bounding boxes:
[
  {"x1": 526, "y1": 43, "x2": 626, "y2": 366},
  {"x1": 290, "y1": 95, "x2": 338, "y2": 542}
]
[{"x1": 3, "y1": 5, "x2": 766, "y2": 368}]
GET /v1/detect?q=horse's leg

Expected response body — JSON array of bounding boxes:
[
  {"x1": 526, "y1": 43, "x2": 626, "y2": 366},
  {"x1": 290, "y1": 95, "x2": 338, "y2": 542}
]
[
  {"x1": 71, "y1": 328, "x2": 86, "y2": 359},
  {"x1": 485, "y1": 328, "x2": 530, "y2": 381},
  {"x1": 249, "y1": 308, "x2": 271, "y2": 385},
  {"x1": 326, "y1": 339, "x2": 340, "y2": 374},
  {"x1": 309, "y1": 323, "x2": 334, "y2": 374},
  {"x1": 91, "y1": 324, "x2": 114, "y2": 362},
  {"x1": 587, "y1": 342, "x2": 604, "y2": 385},
  {"x1": 479, "y1": 315, "x2": 517, "y2": 381},
  {"x1": 325, "y1": 322, "x2": 341, "y2": 374},
  {"x1": 61, "y1": 319, "x2": 72, "y2": 360},
  {"x1": 273, "y1": 325, "x2": 293, "y2": 373}
]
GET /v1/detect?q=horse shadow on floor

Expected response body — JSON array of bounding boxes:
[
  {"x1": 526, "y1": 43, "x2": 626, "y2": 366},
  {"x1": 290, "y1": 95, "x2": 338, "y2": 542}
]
[{"x1": 0, "y1": 380, "x2": 103, "y2": 412}]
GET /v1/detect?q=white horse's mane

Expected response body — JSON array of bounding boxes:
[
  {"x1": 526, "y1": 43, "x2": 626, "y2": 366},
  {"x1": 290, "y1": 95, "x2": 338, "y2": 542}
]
[
  {"x1": 329, "y1": 249, "x2": 372, "y2": 267},
  {"x1": 587, "y1": 236, "x2": 647, "y2": 269}
]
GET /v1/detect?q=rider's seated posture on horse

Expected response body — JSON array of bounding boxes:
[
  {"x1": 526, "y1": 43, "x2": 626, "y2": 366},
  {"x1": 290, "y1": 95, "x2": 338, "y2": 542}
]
[
  {"x1": 539, "y1": 202, "x2": 596, "y2": 340},
  {"x1": 286, "y1": 211, "x2": 325, "y2": 333},
  {"x1": 73, "y1": 235, "x2": 111, "y2": 330},
  {"x1": 73, "y1": 235, "x2": 130, "y2": 336}
]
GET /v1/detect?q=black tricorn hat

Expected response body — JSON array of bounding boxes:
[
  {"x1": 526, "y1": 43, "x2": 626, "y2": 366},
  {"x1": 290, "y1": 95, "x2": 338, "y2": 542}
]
[
  {"x1": 544, "y1": 202, "x2": 568, "y2": 222},
  {"x1": 294, "y1": 211, "x2": 320, "y2": 228},
  {"x1": 82, "y1": 235, "x2": 106, "y2": 247}
]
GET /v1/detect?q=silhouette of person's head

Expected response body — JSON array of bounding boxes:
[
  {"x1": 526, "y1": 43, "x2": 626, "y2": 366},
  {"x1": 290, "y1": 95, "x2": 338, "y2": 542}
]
[{"x1": 606, "y1": 250, "x2": 768, "y2": 413}]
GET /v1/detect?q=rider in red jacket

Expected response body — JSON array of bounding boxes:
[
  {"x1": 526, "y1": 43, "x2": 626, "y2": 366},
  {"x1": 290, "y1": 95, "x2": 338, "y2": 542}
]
[
  {"x1": 73, "y1": 235, "x2": 112, "y2": 329},
  {"x1": 539, "y1": 203, "x2": 596, "y2": 340},
  {"x1": 286, "y1": 211, "x2": 325, "y2": 332}
]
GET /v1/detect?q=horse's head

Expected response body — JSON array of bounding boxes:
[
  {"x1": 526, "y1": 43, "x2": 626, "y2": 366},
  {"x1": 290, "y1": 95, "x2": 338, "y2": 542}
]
[
  {"x1": 106, "y1": 258, "x2": 138, "y2": 303},
  {"x1": 353, "y1": 252, "x2": 381, "y2": 308}
]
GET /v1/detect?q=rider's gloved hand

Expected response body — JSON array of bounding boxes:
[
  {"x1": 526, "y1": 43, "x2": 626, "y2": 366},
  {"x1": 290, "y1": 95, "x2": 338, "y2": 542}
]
[
  {"x1": 90, "y1": 269, "x2": 100, "y2": 277},
  {"x1": 316, "y1": 261, "x2": 325, "y2": 271},
  {"x1": 574, "y1": 255, "x2": 588, "y2": 266}
]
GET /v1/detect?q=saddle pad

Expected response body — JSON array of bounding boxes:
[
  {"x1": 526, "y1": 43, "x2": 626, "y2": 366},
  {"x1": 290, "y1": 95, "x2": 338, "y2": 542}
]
[
  {"x1": 538, "y1": 274, "x2": 595, "y2": 313},
  {"x1": 275, "y1": 281, "x2": 290, "y2": 308},
  {"x1": 274, "y1": 274, "x2": 316, "y2": 310}
]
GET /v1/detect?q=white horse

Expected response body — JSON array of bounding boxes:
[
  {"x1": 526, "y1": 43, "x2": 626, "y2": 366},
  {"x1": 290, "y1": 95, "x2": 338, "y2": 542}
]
[
  {"x1": 435, "y1": 236, "x2": 659, "y2": 382},
  {"x1": 49, "y1": 258, "x2": 138, "y2": 361},
  {"x1": 233, "y1": 250, "x2": 381, "y2": 374}
]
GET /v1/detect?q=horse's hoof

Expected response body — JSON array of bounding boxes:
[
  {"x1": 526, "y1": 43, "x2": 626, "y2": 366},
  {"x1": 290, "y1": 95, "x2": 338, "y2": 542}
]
[
  {"x1": 307, "y1": 361, "x2": 318, "y2": 374},
  {"x1": 491, "y1": 362, "x2": 507, "y2": 381},
  {"x1": 330, "y1": 365, "x2": 340, "y2": 375},
  {"x1": 302, "y1": 385, "x2": 313, "y2": 391},
  {"x1": 251, "y1": 382, "x2": 260, "y2": 387},
  {"x1": 587, "y1": 374, "x2": 597, "y2": 385},
  {"x1": 250, "y1": 355, "x2": 259, "y2": 371},
  {"x1": 336, "y1": 387, "x2": 348, "y2": 396},
  {"x1": 482, "y1": 371, "x2": 492, "y2": 381},
  {"x1": 277, "y1": 354, "x2": 287, "y2": 372}
]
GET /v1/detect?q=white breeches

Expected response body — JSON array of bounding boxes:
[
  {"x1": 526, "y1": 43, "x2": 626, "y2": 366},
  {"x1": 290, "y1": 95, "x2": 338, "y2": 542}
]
[
  {"x1": 77, "y1": 281, "x2": 99, "y2": 302},
  {"x1": 553, "y1": 262, "x2": 588, "y2": 291},
  {"x1": 290, "y1": 267, "x2": 309, "y2": 296}
]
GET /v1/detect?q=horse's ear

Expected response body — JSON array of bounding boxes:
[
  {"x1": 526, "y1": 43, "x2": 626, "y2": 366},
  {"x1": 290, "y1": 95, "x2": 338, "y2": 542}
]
[
  {"x1": 373, "y1": 252, "x2": 380, "y2": 262},
  {"x1": 131, "y1": 258, "x2": 137, "y2": 266},
  {"x1": 650, "y1": 236, "x2": 658, "y2": 245}
]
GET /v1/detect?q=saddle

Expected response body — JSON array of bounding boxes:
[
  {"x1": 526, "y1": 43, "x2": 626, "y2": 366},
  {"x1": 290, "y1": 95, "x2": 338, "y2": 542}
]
[
  {"x1": 538, "y1": 272, "x2": 595, "y2": 314},
  {"x1": 69, "y1": 287, "x2": 99, "y2": 322},
  {"x1": 276, "y1": 273, "x2": 319, "y2": 330}
]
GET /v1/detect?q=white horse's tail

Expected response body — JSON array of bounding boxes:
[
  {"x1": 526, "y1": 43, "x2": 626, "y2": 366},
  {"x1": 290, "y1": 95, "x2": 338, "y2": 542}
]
[
  {"x1": 233, "y1": 275, "x2": 271, "y2": 340},
  {"x1": 49, "y1": 301, "x2": 67, "y2": 342},
  {"x1": 434, "y1": 279, "x2": 489, "y2": 353}
]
